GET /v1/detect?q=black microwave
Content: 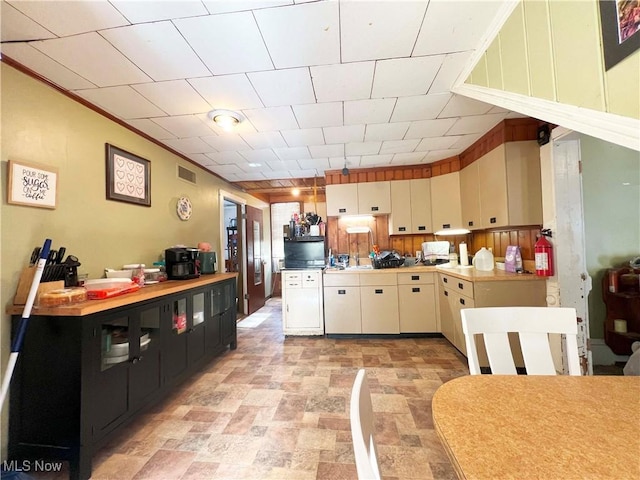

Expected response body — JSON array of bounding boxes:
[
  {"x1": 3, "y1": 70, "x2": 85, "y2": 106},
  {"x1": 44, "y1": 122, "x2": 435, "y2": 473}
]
[{"x1": 284, "y1": 238, "x2": 325, "y2": 269}]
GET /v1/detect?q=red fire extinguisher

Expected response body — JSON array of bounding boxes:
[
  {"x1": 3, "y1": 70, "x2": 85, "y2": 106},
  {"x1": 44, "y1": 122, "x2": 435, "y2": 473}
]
[{"x1": 535, "y1": 229, "x2": 554, "y2": 277}]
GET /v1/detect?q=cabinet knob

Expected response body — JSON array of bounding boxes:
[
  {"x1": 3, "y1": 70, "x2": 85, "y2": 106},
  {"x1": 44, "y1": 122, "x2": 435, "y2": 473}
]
[
  {"x1": 411, "y1": 275, "x2": 419, "y2": 281},
  {"x1": 442, "y1": 224, "x2": 450, "y2": 229},
  {"x1": 490, "y1": 217, "x2": 497, "y2": 224},
  {"x1": 443, "y1": 277, "x2": 448, "y2": 283},
  {"x1": 459, "y1": 298, "x2": 465, "y2": 305},
  {"x1": 371, "y1": 206, "x2": 379, "y2": 211},
  {"x1": 399, "y1": 227, "x2": 406, "y2": 232},
  {"x1": 458, "y1": 283, "x2": 463, "y2": 289},
  {"x1": 412, "y1": 287, "x2": 420, "y2": 293},
  {"x1": 418, "y1": 226, "x2": 426, "y2": 231},
  {"x1": 444, "y1": 291, "x2": 448, "y2": 296},
  {"x1": 375, "y1": 289, "x2": 383, "y2": 294}
]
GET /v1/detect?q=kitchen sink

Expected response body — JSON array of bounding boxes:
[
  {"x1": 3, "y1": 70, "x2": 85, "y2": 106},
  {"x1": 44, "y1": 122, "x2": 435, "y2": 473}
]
[{"x1": 346, "y1": 265, "x2": 374, "y2": 270}]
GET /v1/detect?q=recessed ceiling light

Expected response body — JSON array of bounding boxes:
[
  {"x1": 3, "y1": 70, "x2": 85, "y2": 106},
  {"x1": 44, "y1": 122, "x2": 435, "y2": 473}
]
[{"x1": 207, "y1": 109, "x2": 244, "y2": 131}]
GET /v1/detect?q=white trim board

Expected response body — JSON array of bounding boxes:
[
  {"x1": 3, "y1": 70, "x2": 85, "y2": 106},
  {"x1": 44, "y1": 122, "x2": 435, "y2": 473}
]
[{"x1": 453, "y1": 83, "x2": 640, "y2": 152}]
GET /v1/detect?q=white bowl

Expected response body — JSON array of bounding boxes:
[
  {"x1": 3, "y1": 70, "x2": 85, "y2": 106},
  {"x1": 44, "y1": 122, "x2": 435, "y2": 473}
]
[
  {"x1": 84, "y1": 278, "x2": 133, "y2": 290},
  {"x1": 105, "y1": 270, "x2": 133, "y2": 279}
]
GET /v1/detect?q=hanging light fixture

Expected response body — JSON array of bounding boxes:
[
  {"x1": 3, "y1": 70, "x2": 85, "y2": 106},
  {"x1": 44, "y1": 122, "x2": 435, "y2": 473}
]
[
  {"x1": 342, "y1": 160, "x2": 350, "y2": 176},
  {"x1": 208, "y1": 109, "x2": 244, "y2": 131}
]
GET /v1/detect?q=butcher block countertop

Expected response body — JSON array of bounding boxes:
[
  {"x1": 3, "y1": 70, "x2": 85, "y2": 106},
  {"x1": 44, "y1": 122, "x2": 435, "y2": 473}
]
[
  {"x1": 324, "y1": 265, "x2": 543, "y2": 282},
  {"x1": 7, "y1": 273, "x2": 237, "y2": 317}
]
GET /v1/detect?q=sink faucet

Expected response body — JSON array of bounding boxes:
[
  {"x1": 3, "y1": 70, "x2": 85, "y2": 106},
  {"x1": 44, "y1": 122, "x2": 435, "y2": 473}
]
[{"x1": 354, "y1": 253, "x2": 360, "y2": 267}]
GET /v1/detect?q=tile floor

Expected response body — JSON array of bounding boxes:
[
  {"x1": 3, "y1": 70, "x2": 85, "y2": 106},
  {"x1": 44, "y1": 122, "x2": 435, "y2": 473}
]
[{"x1": 30, "y1": 297, "x2": 468, "y2": 480}]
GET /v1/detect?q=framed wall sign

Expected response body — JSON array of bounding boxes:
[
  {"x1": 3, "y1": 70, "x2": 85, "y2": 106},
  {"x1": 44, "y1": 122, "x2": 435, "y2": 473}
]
[
  {"x1": 7, "y1": 159, "x2": 58, "y2": 209},
  {"x1": 106, "y1": 143, "x2": 151, "y2": 207},
  {"x1": 599, "y1": 0, "x2": 640, "y2": 71}
]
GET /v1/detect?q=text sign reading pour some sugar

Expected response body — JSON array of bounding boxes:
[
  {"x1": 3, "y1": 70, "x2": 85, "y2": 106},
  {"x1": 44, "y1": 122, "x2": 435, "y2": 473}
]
[{"x1": 7, "y1": 160, "x2": 58, "y2": 209}]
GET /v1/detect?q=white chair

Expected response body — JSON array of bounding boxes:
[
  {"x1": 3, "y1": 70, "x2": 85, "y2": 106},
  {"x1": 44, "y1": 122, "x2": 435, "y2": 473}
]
[
  {"x1": 350, "y1": 369, "x2": 381, "y2": 480},
  {"x1": 460, "y1": 307, "x2": 581, "y2": 375}
]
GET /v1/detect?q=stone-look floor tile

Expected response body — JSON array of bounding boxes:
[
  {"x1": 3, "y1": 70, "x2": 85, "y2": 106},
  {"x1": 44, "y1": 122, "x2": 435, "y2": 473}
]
[
  {"x1": 222, "y1": 405, "x2": 260, "y2": 435},
  {"x1": 253, "y1": 449, "x2": 293, "y2": 468},
  {"x1": 316, "y1": 461, "x2": 358, "y2": 480},
  {"x1": 163, "y1": 433, "x2": 211, "y2": 452},
  {"x1": 273, "y1": 393, "x2": 308, "y2": 421},
  {"x1": 296, "y1": 428, "x2": 336, "y2": 451},
  {"x1": 241, "y1": 388, "x2": 283, "y2": 407},
  {"x1": 371, "y1": 393, "x2": 409, "y2": 414},
  {"x1": 91, "y1": 453, "x2": 148, "y2": 480},
  {"x1": 262, "y1": 426, "x2": 300, "y2": 452},
  {"x1": 179, "y1": 461, "x2": 219, "y2": 479},
  {"x1": 132, "y1": 449, "x2": 196, "y2": 480}
]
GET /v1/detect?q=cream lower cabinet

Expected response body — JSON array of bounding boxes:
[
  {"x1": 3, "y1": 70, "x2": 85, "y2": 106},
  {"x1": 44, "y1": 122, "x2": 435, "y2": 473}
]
[
  {"x1": 438, "y1": 275, "x2": 474, "y2": 354},
  {"x1": 282, "y1": 270, "x2": 324, "y2": 335},
  {"x1": 324, "y1": 274, "x2": 361, "y2": 333},
  {"x1": 398, "y1": 272, "x2": 437, "y2": 333},
  {"x1": 360, "y1": 273, "x2": 399, "y2": 334}
]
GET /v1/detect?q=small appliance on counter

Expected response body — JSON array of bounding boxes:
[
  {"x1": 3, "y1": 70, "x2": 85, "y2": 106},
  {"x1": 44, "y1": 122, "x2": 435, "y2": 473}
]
[
  {"x1": 200, "y1": 251, "x2": 217, "y2": 274},
  {"x1": 165, "y1": 247, "x2": 200, "y2": 279},
  {"x1": 284, "y1": 237, "x2": 325, "y2": 269}
]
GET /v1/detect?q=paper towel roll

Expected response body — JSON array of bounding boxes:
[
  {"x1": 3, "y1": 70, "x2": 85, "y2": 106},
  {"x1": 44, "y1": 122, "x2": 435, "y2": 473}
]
[{"x1": 459, "y1": 243, "x2": 469, "y2": 266}]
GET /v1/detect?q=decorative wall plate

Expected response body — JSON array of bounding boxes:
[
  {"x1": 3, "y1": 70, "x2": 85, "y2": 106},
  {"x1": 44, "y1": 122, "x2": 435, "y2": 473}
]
[{"x1": 177, "y1": 196, "x2": 192, "y2": 220}]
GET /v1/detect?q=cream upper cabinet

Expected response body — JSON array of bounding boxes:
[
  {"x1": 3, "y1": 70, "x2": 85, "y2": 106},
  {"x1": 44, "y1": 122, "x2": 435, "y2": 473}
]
[
  {"x1": 459, "y1": 162, "x2": 482, "y2": 230},
  {"x1": 326, "y1": 183, "x2": 358, "y2": 216},
  {"x1": 471, "y1": 140, "x2": 542, "y2": 229},
  {"x1": 430, "y1": 172, "x2": 463, "y2": 232},
  {"x1": 390, "y1": 178, "x2": 432, "y2": 234},
  {"x1": 410, "y1": 178, "x2": 432, "y2": 234},
  {"x1": 357, "y1": 181, "x2": 391, "y2": 215}
]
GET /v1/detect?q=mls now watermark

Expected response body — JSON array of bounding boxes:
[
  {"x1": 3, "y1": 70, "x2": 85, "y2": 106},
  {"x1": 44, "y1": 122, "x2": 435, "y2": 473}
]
[{"x1": 2, "y1": 459, "x2": 64, "y2": 472}]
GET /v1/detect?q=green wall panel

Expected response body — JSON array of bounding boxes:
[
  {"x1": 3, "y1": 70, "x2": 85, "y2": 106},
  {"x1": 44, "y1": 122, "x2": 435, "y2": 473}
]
[
  {"x1": 499, "y1": 2, "x2": 529, "y2": 96},
  {"x1": 523, "y1": 0, "x2": 555, "y2": 101}
]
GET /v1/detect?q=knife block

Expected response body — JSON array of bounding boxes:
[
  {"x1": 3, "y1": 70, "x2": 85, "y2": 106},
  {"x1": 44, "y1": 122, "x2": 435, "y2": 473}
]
[{"x1": 13, "y1": 266, "x2": 64, "y2": 306}]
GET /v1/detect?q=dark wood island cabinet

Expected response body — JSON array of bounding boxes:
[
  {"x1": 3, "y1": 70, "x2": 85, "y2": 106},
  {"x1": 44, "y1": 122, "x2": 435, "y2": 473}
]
[{"x1": 6, "y1": 274, "x2": 237, "y2": 480}]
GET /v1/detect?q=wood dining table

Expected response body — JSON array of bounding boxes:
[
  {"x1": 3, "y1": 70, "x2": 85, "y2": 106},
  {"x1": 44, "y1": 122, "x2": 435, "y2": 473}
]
[{"x1": 432, "y1": 375, "x2": 640, "y2": 479}]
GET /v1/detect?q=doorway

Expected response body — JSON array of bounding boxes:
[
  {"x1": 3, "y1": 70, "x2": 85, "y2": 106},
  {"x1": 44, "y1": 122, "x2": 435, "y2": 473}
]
[
  {"x1": 245, "y1": 205, "x2": 266, "y2": 315},
  {"x1": 221, "y1": 192, "x2": 246, "y2": 317}
]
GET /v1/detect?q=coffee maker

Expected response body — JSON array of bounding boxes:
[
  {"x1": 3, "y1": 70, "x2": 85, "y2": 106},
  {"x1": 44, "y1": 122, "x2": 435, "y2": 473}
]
[{"x1": 165, "y1": 247, "x2": 200, "y2": 280}]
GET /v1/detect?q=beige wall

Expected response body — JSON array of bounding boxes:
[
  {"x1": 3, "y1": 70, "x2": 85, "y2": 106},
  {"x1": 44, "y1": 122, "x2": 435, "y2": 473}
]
[
  {"x1": 468, "y1": 0, "x2": 640, "y2": 120},
  {"x1": 0, "y1": 64, "x2": 267, "y2": 451}
]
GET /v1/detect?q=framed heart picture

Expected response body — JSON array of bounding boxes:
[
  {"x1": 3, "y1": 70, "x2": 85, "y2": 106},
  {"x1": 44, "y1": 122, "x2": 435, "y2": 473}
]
[{"x1": 106, "y1": 143, "x2": 151, "y2": 206}]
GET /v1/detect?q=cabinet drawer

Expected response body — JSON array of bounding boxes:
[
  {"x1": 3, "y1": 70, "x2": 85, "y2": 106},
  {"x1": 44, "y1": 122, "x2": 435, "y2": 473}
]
[
  {"x1": 302, "y1": 271, "x2": 321, "y2": 288},
  {"x1": 283, "y1": 271, "x2": 302, "y2": 288},
  {"x1": 324, "y1": 273, "x2": 359, "y2": 287},
  {"x1": 359, "y1": 273, "x2": 397, "y2": 286},
  {"x1": 397, "y1": 272, "x2": 434, "y2": 285},
  {"x1": 440, "y1": 274, "x2": 474, "y2": 297}
]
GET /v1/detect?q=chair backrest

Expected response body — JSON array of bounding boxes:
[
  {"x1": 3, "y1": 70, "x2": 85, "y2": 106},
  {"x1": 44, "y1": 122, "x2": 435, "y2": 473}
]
[
  {"x1": 460, "y1": 307, "x2": 581, "y2": 376},
  {"x1": 350, "y1": 369, "x2": 381, "y2": 480}
]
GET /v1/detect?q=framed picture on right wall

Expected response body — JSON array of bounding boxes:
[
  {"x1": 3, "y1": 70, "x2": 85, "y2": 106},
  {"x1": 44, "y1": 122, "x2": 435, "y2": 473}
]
[{"x1": 599, "y1": 0, "x2": 640, "y2": 70}]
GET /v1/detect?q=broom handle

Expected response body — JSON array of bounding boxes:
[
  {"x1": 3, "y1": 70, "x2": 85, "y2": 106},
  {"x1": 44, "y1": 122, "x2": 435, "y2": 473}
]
[{"x1": 0, "y1": 239, "x2": 52, "y2": 410}]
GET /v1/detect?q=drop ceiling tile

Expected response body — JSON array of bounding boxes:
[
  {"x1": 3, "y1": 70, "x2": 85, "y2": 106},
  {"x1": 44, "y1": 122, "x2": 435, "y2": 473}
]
[
  {"x1": 297, "y1": 158, "x2": 331, "y2": 170},
  {"x1": 174, "y1": 13, "x2": 273, "y2": 75},
  {"x1": 311, "y1": 62, "x2": 374, "y2": 102},
  {"x1": 236, "y1": 172, "x2": 269, "y2": 181},
  {"x1": 1, "y1": 2, "x2": 55, "y2": 42},
  {"x1": 360, "y1": 154, "x2": 394, "y2": 167},
  {"x1": 100, "y1": 22, "x2": 209, "y2": 81},
  {"x1": 31, "y1": 33, "x2": 151, "y2": 87},
  {"x1": 379, "y1": 139, "x2": 420, "y2": 155},
  {"x1": 273, "y1": 147, "x2": 311, "y2": 161},
  {"x1": 429, "y1": 51, "x2": 473, "y2": 93},
  {"x1": 488, "y1": 105, "x2": 510, "y2": 114},
  {"x1": 254, "y1": 2, "x2": 339, "y2": 68},
  {"x1": 189, "y1": 75, "x2": 263, "y2": 111},
  {"x1": 404, "y1": 118, "x2": 457, "y2": 140},
  {"x1": 261, "y1": 170, "x2": 294, "y2": 180},
  {"x1": 265, "y1": 159, "x2": 302, "y2": 171},
  {"x1": 163, "y1": 137, "x2": 215, "y2": 154},
  {"x1": 391, "y1": 94, "x2": 452, "y2": 122},
  {"x1": 126, "y1": 119, "x2": 176, "y2": 140},
  {"x1": 450, "y1": 133, "x2": 484, "y2": 150},
  {"x1": 201, "y1": 135, "x2": 252, "y2": 152},
  {"x1": 9, "y1": 0, "x2": 128, "y2": 36},
  {"x1": 345, "y1": 142, "x2": 382, "y2": 156},
  {"x1": 2, "y1": 44, "x2": 95, "y2": 90},
  {"x1": 364, "y1": 122, "x2": 410, "y2": 142},
  {"x1": 323, "y1": 125, "x2": 365, "y2": 144},
  {"x1": 240, "y1": 149, "x2": 280, "y2": 163},
  {"x1": 423, "y1": 149, "x2": 460, "y2": 163},
  {"x1": 414, "y1": 136, "x2": 460, "y2": 152},
  {"x1": 391, "y1": 152, "x2": 428, "y2": 164},
  {"x1": 414, "y1": 1, "x2": 503, "y2": 55},
  {"x1": 152, "y1": 115, "x2": 216, "y2": 138},
  {"x1": 445, "y1": 113, "x2": 507, "y2": 136},
  {"x1": 372, "y1": 56, "x2": 444, "y2": 98},
  {"x1": 296, "y1": 168, "x2": 322, "y2": 178},
  {"x1": 281, "y1": 128, "x2": 325, "y2": 147},
  {"x1": 505, "y1": 111, "x2": 528, "y2": 118},
  {"x1": 309, "y1": 144, "x2": 344, "y2": 158},
  {"x1": 187, "y1": 154, "x2": 215, "y2": 167},
  {"x1": 202, "y1": 0, "x2": 292, "y2": 14},
  {"x1": 111, "y1": 0, "x2": 208, "y2": 22},
  {"x1": 293, "y1": 102, "x2": 343, "y2": 128},
  {"x1": 240, "y1": 131, "x2": 288, "y2": 149},
  {"x1": 344, "y1": 98, "x2": 395, "y2": 125},
  {"x1": 340, "y1": 0, "x2": 428, "y2": 62},
  {"x1": 439, "y1": 95, "x2": 494, "y2": 118},
  {"x1": 248, "y1": 68, "x2": 315, "y2": 107},
  {"x1": 209, "y1": 163, "x2": 246, "y2": 175},
  {"x1": 205, "y1": 151, "x2": 247, "y2": 165},
  {"x1": 243, "y1": 106, "x2": 298, "y2": 132},
  {"x1": 75, "y1": 86, "x2": 166, "y2": 119},
  {"x1": 132, "y1": 80, "x2": 211, "y2": 116}
]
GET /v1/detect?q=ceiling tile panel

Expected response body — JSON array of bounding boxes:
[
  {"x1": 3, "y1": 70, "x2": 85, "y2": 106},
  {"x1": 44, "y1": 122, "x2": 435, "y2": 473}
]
[
  {"x1": 248, "y1": 68, "x2": 315, "y2": 107},
  {"x1": 243, "y1": 106, "x2": 299, "y2": 132},
  {"x1": 111, "y1": 0, "x2": 208, "y2": 23},
  {"x1": 414, "y1": 136, "x2": 461, "y2": 152},
  {"x1": 404, "y1": 118, "x2": 458, "y2": 139},
  {"x1": 329, "y1": 156, "x2": 360, "y2": 169},
  {"x1": 438, "y1": 94, "x2": 494, "y2": 118},
  {"x1": 187, "y1": 154, "x2": 215, "y2": 167},
  {"x1": 202, "y1": 0, "x2": 293, "y2": 15},
  {"x1": 372, "y1": 56, "x2": 444, "y2": 98},
  {"x1": 295, "y1": 168, "x2": 322, "y2": 178},
  {"x1": 189, "y1": 75, "x2": 263, "y2": 111},
  {"x1": 445, "y1": 113, "x2": 507, "y2": 136},
  {"x1": 391, "y1": 93, "x2": 452, "y2": 122},
  {"x1": 201, "y1": 135, "x2": 252, "y2": 152},
  {"x1": 163, "y1": 137, "x2": 216, "y2": 154},
  {"x1": 296, "y1": 158, "x2": 331, "y2": 170},
  {"x1": 254, "y1": 2, "x2": 339, "y2": 68},
  {"x1": 311, "y1": 62, "x2": 375, "y2": 102},
  {"x1": 450, "y1": 133, "x2": 484, "y2": 150},
  {"x1": 281, "y1": 128, "x2": 325, "y2": 147},
  {"x1": 429, "y1": 51, "x2": 473, "y2": 94},
  {"x1": 152, "y1": 115, "x2": 216, "y2": 138},
  {"x1": 309, "y1": 144, "x2": 344, "y2": 158},
  {"x1": 209, "y1": 163, "x2": 245, "y2": 175},
  {"x1": 174, "y1": 13, "x2": 273, "y2": 75},
  {"x1": 240, "y1": 149, "x2": 280, "y2": 163},
  {"x1": 1, "y1": 2, "x2": 55, "y2": 42},
  {"x1": 240, "y1": 131, "x2": 288, "y2": 149},
  {"x1": 132, "y1": 80, "x2": 211, "y2": 116},
  {"x1": 360, "y1": 154, "x2": 394, "y2": 167},
  {"x1": 364, "y1": 122, "x2": 411, "y2": 142},
  {"x1": 345, "y1": 141, "x2": 382, "y2": 156},
  {"x1": 75, "y1": 86, "x2": 166, "y2": 119},
  {"x1": 205, "y1": 151, "x2": 248, "y2": 165},
  {"x1": 100, "y1": 22, "x2": 210, "y2": 81},
  {"x1": 8, "y1": 0, "x2": 128, "y2": 36},
  {"x1": 31, "y1": 33, "x2": 151, "y2": 87},
  {"x1": 379, "y1": 139, "x2": 421, "y2": 155},
  {"x1": 423, "y1": 149, "x2": 461, "y2": 163},
  {"x1": 391, "y1": 152, "x2": 428, "y2": 165},
  {"x1": 344, "y1": 98, "x2": 395, "y2": 125},
  {"x1": 340, "y1": 0, "x2": 428, "y2": 62},
  {"x1": 273, "y1": 147, "x2": 312, "y2": 161},
  {"x1": 126, "y1": 119, "x2": 176, "y2": 140},
  {"x1": 323, "y1": 125, "x2": 365, "y2": 145},
  {"x1": 293, "y1": 102, "x2": 343, "y2": 128},
  {"x1": 261, "y1": 170, "x2": 294, "y2": 179},
  {"x1": 265, "y1": 159, "x2": 303, "y2": 171}
]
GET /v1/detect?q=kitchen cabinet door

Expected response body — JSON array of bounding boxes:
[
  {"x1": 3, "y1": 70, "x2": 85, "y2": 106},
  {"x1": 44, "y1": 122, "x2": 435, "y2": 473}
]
[
  {"x1": 360, "y1": 285, "x2": 399, "y2": 334},
  {"x1": 324, "y1": 286, "x2": 362, "y2": 333},
  {"x1": 460, "y1": 161, "x2": 482, "y2": 230},
  {"x1": 430, "y1": 172, "x2": 462, "y2": 232},
  {"x1": 410, "y1": 178, "x2": 432, "y2": 233},
  {"x1": 389, "y1": 180, "x2": 413, "y2": 234},
  {"x1": 398, "y1": 284, "x2": 437, "y2": 333},
  {"x1": 282, "y1": 270, "x2": 323, "y2": 334},
  {"x1": 438, "y1": 285, "x2": 455, "y2": 344},
  {"x1": 326, "y1": 183, "x2": 358, "y2": 216},
  {"x1": 504, "y1": 141, "x2": 543, "y2": 226},
  {"x1": 478, "y1": 145, "x2": 509, "y2": 228},
  {"x1": 357, "y1": 181, "x2": 391, "y2": 215}
]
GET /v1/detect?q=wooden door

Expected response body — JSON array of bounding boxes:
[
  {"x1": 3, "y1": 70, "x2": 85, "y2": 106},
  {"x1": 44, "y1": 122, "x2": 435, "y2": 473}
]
[{"x1": 245, "y1": 205, "x2": 265, "y2": 315}]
